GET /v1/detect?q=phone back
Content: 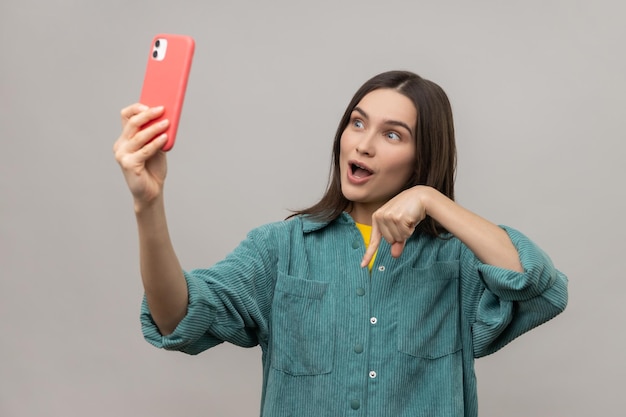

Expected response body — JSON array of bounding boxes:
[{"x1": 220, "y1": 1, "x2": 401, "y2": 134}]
[{"x1": 139, "y1": 34, "x2": 195, "y2": 151}]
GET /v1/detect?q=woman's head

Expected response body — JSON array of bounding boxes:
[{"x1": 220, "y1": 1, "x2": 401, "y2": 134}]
[
  {"x1": 295, "y1": 70, "x2": 457, "y2": 236},
  {"x1": 338, "y1": 87, "x2": 418, "y2": 224}
]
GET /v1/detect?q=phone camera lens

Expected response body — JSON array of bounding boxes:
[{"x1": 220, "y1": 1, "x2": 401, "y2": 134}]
[
  {"x1": 152, "y1": 50, "x2": 158, "y2": 58},
  {"x1": 155, "y1": 40, "x2": 160, "y2": 48}
]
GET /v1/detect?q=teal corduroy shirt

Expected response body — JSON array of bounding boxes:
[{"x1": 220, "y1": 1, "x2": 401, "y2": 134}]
[{"x1": 141, "y1": 213, "x2": 568, "y2": 416}]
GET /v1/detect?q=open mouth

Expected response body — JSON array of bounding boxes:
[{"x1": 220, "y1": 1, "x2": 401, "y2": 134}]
[{"x1": 350, "y1": 162, "x2": 373, "y2": 179}]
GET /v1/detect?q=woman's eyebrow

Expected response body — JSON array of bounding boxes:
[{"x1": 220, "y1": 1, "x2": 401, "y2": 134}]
[
  {"x1": 387, "y1": 120, "x2": 414, "y2": 137},
  {"x1": 353, "y1": 106, "x2": 369, "y2": 120},
  {"x1": 353, "y1": 106, "x2": 414, "y2": 137}
]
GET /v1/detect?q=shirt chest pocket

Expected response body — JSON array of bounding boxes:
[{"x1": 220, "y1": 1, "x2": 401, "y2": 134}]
[
  {"x1": 396, "y1": 261, "x2": 462, "y2": 359},
  {"x1": 270, "y1": 272, "x2": 335, "y2": 376}
]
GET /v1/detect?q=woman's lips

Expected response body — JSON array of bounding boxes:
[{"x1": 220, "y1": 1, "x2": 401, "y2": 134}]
[{"x1": 347, "y1": 160, "x2": 374, "y2": 184}]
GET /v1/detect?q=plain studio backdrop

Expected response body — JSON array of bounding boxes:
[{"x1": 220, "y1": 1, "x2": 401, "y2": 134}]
[{"x1": 1, "y1": 0, "x2": 624, "y2": 416}]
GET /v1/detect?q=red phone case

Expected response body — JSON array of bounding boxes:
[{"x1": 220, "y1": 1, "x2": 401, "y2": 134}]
[{"x1": 139, "y1": 34, "x2": 195, "y2": 151}]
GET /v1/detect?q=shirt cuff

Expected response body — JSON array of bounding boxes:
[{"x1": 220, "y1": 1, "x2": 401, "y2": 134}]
[
  {"x1": 140, "y1": 270, "x2": 221, "y2": 354},
  {"x1": 476, "y1": 226, "x2": 559, "y2": 302}
]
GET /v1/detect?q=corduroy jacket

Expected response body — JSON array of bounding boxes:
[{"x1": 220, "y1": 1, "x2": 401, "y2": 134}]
[{"x1": 141, "y1": 212, "x2": 568, "y2": 416}]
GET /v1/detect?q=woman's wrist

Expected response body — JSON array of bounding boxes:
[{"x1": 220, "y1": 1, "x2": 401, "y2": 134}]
[
  {"x1": 413, "y1": 185, "x2": 439, "y2": 217},
  {"x1": 134, "y1": 193, "x2": 164, "y2": 215}
]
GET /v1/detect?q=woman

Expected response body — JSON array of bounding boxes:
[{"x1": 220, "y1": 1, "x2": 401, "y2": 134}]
[{"x1": 114, "y1": 70, "x2": 567, "y2": 416}]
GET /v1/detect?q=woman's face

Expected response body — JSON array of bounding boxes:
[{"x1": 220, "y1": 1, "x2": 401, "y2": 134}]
[{"x1": 339, "y1": 88, "x2": 417, "y2": 224}]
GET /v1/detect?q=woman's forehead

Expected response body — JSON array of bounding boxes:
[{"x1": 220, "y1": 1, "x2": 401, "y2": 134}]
[{"x1": 355, "y1": 89, "x2": 417, "y2": 126}]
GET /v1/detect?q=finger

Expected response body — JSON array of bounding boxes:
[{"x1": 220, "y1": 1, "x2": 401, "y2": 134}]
[
  {"x1": 121, "y1": 106, "x2": 165, "y2": 139},
  {"x1": 126, "y1": 106, "x2": 164, "y2": 132},
  {"x1": 374, "y1": 215, "x2": 404, "y2": 250},
  {"x1": 377, "y1": 222, "x2": 406, "y2": 259},
  {"x1": 380, "y1": 218, "x2": 403, "y2": 243},
  {"x1": 115, "y1": 118, "x2": 169, "y2": 158},
  {"x1": 361, "y1": 223, "x2": 383, "y2": 268},
  {"x1": 116, "y1": 132, "x2": 168, "y2": 169},
  {"x1": 120, "y1": 103, "x2": 149, "y2": 123},
  {"x1": 130, "y1": 118, "x2": 170, "y2": 150},
  {"x1": 137, "y1": 133, "x2": 168, "y2": 162},
  {"x1": 380, "y1": 209, "x2": 418, "y2": 243},
  {"x1": 390, "y1": 241, "x2": 406, "y2": 258}
]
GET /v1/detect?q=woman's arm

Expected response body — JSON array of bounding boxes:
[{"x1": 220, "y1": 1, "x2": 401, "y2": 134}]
[
  {"x1": 363, "y1": 186, "x2": 567, "y2": 357},
  {"x1": 134, "y1": 196, "x2": 188, "y2": 335},
  {"x1": 362, "y1": 185, "x2": 522, "y2": 271},
  {"x1": 420, "y1": 187, "x2": 523, "y2": 271},
  {"x1": 114, "y1": 103, "x2": 188, "y2": 335}
]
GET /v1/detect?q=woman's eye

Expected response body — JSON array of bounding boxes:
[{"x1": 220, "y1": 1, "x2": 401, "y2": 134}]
[
  {"x1": 353, "y1": 119, "x2": 364, "y2": 129},
  {"x1": 386, "y1": 131, "x2": 400, "y2": 140}
]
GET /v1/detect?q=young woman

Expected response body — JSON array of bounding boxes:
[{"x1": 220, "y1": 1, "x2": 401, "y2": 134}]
[{"x1": 114, "y1": 70, "x2": 568, "y2": 416}]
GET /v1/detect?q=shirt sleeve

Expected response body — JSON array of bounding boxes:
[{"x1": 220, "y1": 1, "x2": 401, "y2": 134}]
[
  {"x1": 460, "y1": 226, "x2": 569, "y2": 358},
  {"x1": 140, "y1": 225, "x2": 277, "y2": 355}
]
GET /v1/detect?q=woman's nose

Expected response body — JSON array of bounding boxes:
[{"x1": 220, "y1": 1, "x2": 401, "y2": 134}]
[{"x1": 356, "y1": 133, "x2": 376, "y2": 156}]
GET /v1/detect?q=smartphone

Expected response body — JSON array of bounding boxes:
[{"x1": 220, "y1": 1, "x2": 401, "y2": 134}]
[{"x1": 139, "y1": 34, "x2": 195, "y2": 151}]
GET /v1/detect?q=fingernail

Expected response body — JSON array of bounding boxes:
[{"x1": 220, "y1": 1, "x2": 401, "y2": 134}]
[
  {"x1": 159, "y1": 119, "x2": 169, "y2": 127},
  {"x1": 152, "y1": 106, "x2": 164, "y2": 113}
]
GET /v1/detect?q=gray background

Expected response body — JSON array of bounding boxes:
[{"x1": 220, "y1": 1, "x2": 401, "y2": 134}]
[{"x1": 1, "y1": 0, "x2": 624, "y2": 416}]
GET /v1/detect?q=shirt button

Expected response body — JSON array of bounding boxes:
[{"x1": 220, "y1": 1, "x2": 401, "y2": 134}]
[
  {"x1": 370, "y1": 317, "x2": 377, "y2": 325},
  {"x1": 350, "y1": 399, "x2": 360, "y2": 410},
  {"x1": 378, "y1": 265, "x2": 385, "y2": 272},
  {"x1": 354, "y1": 344, "x2": 364, "y2": 354},
  {"x1": 369, "y1": 370, "x2": 377, "y2": 379},
  {"x1": 356, "y1": 287, "x2": 365, "y2": 296},
  {"x1": 352, "y1": 240, "x2": 360, "y2": 249}
]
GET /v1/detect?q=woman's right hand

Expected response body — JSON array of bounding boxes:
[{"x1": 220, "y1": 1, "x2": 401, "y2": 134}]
[
  {"x1": 113, "y1": 103, "x2": 170, "y2": 209},
  {"x1": 114, "y1": 104, "x2": 189, "y2": 335}
]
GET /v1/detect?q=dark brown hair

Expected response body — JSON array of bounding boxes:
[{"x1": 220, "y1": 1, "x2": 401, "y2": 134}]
[{"x1": 291, "y1": 70, "x2": 456, "y2": 237}]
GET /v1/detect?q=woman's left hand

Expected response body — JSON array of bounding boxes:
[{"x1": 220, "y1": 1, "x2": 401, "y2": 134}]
[
  {"x1": 362, "y1": 185, "x2": 524, "y2": 272},
  {"x1": 361, "y1": 186, "x2": 427, "y2": 267}
]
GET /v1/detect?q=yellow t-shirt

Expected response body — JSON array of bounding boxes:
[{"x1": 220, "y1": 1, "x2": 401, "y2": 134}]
[{"x1": 355, "y1": 222, "x2": 377, "y2": 271}]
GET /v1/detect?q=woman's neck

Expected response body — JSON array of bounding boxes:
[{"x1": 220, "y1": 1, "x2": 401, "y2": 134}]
[{"x1": 348, "y1": 202, "x2": 383, "y2": 226}]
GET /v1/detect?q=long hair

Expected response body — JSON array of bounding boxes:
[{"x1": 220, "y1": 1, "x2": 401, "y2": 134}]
[{"x1": 291, "y1": 70, "x2": 457, "y2": 237}]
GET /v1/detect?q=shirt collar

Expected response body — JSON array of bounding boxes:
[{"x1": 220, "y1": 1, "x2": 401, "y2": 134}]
[{"x1": 300, "y1": 212, "x2": 356, "y2": 233}]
